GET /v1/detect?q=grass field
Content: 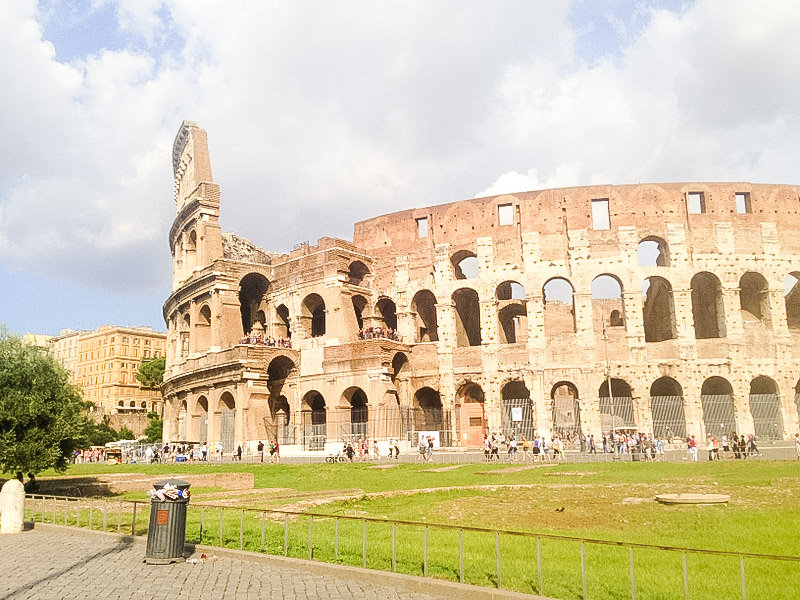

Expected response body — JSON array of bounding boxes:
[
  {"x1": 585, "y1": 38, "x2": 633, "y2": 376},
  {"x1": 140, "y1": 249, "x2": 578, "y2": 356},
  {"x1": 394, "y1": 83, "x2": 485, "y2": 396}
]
[{"x1": 19, "y1": 460, "x2": 800, "y2": 599}]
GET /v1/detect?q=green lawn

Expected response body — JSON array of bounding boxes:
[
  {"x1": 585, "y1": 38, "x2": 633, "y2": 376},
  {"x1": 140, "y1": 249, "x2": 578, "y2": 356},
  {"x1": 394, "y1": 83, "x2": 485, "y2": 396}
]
[{"x1": 19, "y1": 460, "x2": 800, "y2": 600}]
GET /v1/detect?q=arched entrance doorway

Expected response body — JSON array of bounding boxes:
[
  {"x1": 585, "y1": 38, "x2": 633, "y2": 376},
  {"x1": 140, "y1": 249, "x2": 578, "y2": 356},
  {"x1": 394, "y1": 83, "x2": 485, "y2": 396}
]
[
  {"x1": 700, "y1": 377, "x2": 736, "y2": 438},
  {"x1": 551, "y1": 382, "x2": 581, "y2": 441},
  {"x1": 457, "y1": 383, "x2": 486, "y2": 447},
  {"x1": 500, "y1": 381, "x2": 534, "y2": 440},
  {"x1": 749, "y1": 377, "x2": 783, "y2": 440},
  {"x1": 302, "y1": 391, "x2": 326, "y2": 450},
  {"x1": 650, "y1": 377, "x2": 686, "y2": 440},
  {"x1": 218, "y1": 392, "x2": 236, "y2": 452}
]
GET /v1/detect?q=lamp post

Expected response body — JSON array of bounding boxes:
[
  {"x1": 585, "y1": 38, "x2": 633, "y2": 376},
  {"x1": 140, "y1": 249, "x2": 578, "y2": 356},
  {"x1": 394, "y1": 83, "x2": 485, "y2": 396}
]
[{"x1": 601, "y1": 317, "x2": 619, "y2": 460}]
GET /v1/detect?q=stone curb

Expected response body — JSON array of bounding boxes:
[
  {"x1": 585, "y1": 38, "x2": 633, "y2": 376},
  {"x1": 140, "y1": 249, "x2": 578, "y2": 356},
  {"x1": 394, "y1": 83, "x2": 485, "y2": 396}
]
[{"x1": 34, "y1": 522, "x2": 553, "y2": 600}]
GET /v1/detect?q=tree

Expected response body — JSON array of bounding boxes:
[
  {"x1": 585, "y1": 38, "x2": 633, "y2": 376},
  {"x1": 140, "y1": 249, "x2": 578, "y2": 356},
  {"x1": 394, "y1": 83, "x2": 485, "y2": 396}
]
[
  {"x1": 136, "y1": 356, "x2": 165, "y2": 389},
  {"x1": 0, "y1": 328, "x2": 88, "y2": 474},
  {"x1": 144, "y1": 414, "x2": 163, "y2": 443},
  {"x1": 85, "y1": 421, "x2": 119, "y2": 447}
]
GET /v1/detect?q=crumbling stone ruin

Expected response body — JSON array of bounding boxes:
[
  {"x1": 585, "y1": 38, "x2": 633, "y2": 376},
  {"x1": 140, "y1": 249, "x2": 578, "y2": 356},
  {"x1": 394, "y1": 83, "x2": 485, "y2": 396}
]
[{"x1": 163, "y1": 121, "x2": 800, "y2": 452}]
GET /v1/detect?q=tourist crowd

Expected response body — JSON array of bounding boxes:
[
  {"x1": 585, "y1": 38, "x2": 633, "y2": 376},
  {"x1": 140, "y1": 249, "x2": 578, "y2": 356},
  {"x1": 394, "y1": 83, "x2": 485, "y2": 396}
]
[
  {"x1": 358, "y1": 327, "x2": 401, "y2": 341},
  {"x1": 239, "y1": 332, "x2": 292, "y2": 347}
]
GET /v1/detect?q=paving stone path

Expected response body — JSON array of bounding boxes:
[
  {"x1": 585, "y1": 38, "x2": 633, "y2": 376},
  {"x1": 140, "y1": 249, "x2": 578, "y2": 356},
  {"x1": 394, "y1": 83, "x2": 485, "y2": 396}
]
[{"x1": 0, "y1": 528, "x2": 454, "y2": 600}]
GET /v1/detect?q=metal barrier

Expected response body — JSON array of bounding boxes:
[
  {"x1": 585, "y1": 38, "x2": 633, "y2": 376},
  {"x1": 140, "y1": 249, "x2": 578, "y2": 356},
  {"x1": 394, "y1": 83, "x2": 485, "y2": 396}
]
[{"x1": 24, "y1": 494, "x2": 800, "y2": 600}]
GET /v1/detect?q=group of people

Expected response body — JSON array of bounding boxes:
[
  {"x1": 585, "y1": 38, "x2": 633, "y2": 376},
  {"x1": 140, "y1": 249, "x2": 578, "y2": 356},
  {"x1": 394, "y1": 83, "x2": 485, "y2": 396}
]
[
  {"x1": 72, "y1": 448, "x2": 106, "y2": 463},
  {"x1": 256, "y1": 440, "x2": 281, "y2": 463},
  {"x1": 698, "y1": 433, "x2": 761, "y2": 461},
  {"x1": 239, "y1": 332, "x2": 292, "y2": 348},
  {"x1": 417, "y1": 436, "x2": 436, "y2": 461},
  {"x1": 358, "y1": 327, "x2": 401, "y2": 341}
]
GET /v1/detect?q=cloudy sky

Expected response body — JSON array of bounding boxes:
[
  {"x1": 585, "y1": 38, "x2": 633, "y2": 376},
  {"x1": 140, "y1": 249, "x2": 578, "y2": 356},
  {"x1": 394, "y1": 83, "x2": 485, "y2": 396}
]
[{"x1": 1, "y1": 0, "x2": 799, "y2": 336}]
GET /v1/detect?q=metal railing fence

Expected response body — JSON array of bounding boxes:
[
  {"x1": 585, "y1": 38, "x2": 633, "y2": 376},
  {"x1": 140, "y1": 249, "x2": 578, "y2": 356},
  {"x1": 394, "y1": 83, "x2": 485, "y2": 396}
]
[{"x1": 24, "y1": 493, "x2": 800, "y2": 600}]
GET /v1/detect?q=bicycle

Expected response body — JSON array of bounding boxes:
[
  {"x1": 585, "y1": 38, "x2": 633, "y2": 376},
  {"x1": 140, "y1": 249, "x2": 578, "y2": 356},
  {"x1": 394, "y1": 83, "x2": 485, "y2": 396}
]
[{"x1": 325, "y1": 453, "x2": 348, "y2": 463}]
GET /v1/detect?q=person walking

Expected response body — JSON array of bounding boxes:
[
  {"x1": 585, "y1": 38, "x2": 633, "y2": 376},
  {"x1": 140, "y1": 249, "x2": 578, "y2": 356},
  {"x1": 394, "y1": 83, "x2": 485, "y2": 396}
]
[
  {"x1": 795, "y1": 433, "x2": 800, "y2": 460},
  {"x1": 257, "y1": 440, "x2": 264, "y2": 463}
]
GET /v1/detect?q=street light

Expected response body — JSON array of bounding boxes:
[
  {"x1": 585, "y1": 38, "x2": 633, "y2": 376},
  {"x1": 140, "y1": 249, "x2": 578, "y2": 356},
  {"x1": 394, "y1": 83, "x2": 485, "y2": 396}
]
[{"x1": 601, "y1": 316, "x2": 619, "y2": 460}]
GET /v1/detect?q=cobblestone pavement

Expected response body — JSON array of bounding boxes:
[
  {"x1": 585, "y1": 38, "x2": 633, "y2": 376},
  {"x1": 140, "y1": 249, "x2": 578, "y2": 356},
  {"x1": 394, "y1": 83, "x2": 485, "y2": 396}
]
[{"x1": 0, "y1": 528, "x2": 455, "y2": 600}]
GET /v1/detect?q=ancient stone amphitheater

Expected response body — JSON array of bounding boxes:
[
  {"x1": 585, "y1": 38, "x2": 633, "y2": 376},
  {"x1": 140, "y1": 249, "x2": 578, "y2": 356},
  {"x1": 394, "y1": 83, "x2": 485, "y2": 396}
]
[{"x1": 163, "y1": 121, "x2": 800, "y2": 453}]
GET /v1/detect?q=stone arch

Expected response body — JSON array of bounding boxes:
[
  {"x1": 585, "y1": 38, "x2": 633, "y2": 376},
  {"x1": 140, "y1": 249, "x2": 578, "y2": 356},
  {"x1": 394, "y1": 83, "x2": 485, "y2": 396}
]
[
  {"x1": 177, "y1": 399, "x2": 188, "y2": 440},
  {"x1": 217, "y1": 391, "x2": 236, "y2": 452},
  {"x1": 267, "y1": 354, "x2": 295, "y2": 383},
  {"x1": 637, "y1": 236, "x2": 669, "y2": 267},
  {"x1": 181, "y1": 312, "x2": 190, "y2": 356},
  {"x1": 375, "y1": 297, "x2": 398, "y2": 331},
  {"x1": 302, "y1": 293, "x2": 326, "y2": 337},
  {"x1": 592, "y1": 274, "x2": 625, "y2": 328},
  {"x1": 700, "y1": 377, "x2": 736, "y2": 438},
  {"x1": 551, "y1": 381, "x2": 581, "y2": 439},
  {"x1": 391, "y1": 352, "x2": 409, "y2": 384},
  {"x1": 599, "y1": 378, "x2": 635, "y2": 432},
  {"x1": 783, "y1": 272, "x2": 800, "y2": 329},
  {"x1": 501, "y1": 380, "x2": 535, "y2": 440},
  {"x1": 452, "y1": 288, "x2": 481, "y2": 347},
  {"x1": 496, "y1": 281, "x2": 528, "y2": 344},
  {"x1": 650, "y1": 377, "x2": 686, "y2": 439},
  {"x1": 456, "y1": 382, "x2": 486, "y2": 446},
  {"x1": 239, "y1": 273, "x2": 270, "y2": 335},
  {"x1": 301, "y1": 391, "x2": 327, "y2": 450},
  {"x1": 186, "y1": 229, "x2": 197, "y2": 271},
  {"x1": 411, "y1": 290, "x2": 439, "y2": 342},
  {"x1": 195, "y1": 303, "x2": 212, "y2": 350},
  {"x1": 348, "y1": 260, "x2": 370, "y2": 286},
  {"x1": 275, "y1": 304, "x2": 291, "y2": 339},
  {"x1": 642, "y1": 276, "x2": 677, "y2": 342},
  {"x1": 352, "y1": 294, "x2": 368, "y2": 331},
  {"x1": 451, "y1": 250, "x2": 479, "y2": 280},
  {"x1": 739, "y1": 272, "x2": 771, "y2": 323},
  {"x1": 691, "y1": 272, "x2": 726, "y2": 339},
  {"x1": 341, "y1": 387, "x2": 369, "y2": 439},
  {"x1": 193, "y1": 395, "x2": 209, "y2": 443},
  {"x1": 268, "y1": 395, "x2": 293, "y2": 445},
  {"x1": 412, "y1": 387, "x2": 444, "y2": 435},
  {"x1": 543, "y1": 277, "x2": 576, "y2": 334},
  {"x1": 749, "y1": 376, "x2": 783, "y2": 440}
]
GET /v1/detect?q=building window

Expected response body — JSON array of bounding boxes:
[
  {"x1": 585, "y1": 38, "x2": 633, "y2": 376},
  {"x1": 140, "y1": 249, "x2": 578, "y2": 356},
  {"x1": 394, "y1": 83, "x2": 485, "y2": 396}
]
[
  {"x1": 688, "y1": 192, "x2": 705, "y2": 214},
  {"x1": 122, "y1": 336, "x2": 128, "y2": 342},
  {"x1": 736, "y1": 192, "x2": 751, "y2": 214},
  {"x1": 416, "y1": 217, "x2": 428, "y2": 238},
  {"x1": 591, "y1": 199, "x2": 610, "y2": 229},
  {"x1": 498, "y1": 203, "x2": 514, "y2": 226},
  {"x1": 145, "y1": 339, "x2": 150, "y2": 346}
]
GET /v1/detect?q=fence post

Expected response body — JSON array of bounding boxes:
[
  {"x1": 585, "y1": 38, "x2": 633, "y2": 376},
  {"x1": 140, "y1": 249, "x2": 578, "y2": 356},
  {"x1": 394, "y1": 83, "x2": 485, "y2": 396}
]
[
  {"x1": 392, "y1": 523, "x2": 397, "y2": 573},
  {"x1": 537, "y1": 537, "x2": 543, "y2": 595},
  {"x1": 89, "y1": 498, "x2": 94, "y2": 530},
  {"x1": 629, "y1": 546, "x2": 637, "y2": 600},
  {"x1": 40, "y1": 496, "x2": 45, "y2": 523},
  {"x1": 496, "y1": 532, "x2": 502, "y2": 589},
  {"x1": 200, "y1": 507, "x2": 205, "y2": 544},
  {"x1": 76, "y1": 499, "x2": 81, "y2": 527},
  {"x1": 64, "y1": 498, "x2": 68, "y2": 526},
  {"x1": 219, "y1": 508, "x2": 225, "y2": 547},
  {"x1": 334, "y1": 518, "x2": 339, "y2": 560},
  {"x1": 240, "y1": 510, "x2": 245, "y2": 551},
  {"x1": 459, "y1": 529, "x2": 464, "y2": 584},
  {"x1": 682, "y1": 553, "x2": 689, "y2": 600},
  {"x1": 424, "y1": 526, "x2": 428, "y2": 577},
  {"x1": 52, "y1": 496, "x2": 56, "y2": 525},
  {"x1": 362, "y1": 520, "x2": 367, "y2": 568},
  {"x1": 581, "y1": 542, "x2": 587, "y2": 600},
  {"x1": 308, "y1": 516, "x2": 313, "y2": 560},
  {"x1": 131, "y1": 501, "x2": 138, "y2": 536},
  {"x1": 103, "y1": 502, "x2": 108, "y2": 532},
  {"x1": 284, "y1": 514, "x2": 289, "y2": 556},
  {"x1": 740, "y1": 555, "x2": 747, "y2": 600},
  {"x1": 260, "y1": 512, "x2": 266, "y2": 550},
  {"x1": 117, "y1": 501, "x2": 121, "y2": 533}
]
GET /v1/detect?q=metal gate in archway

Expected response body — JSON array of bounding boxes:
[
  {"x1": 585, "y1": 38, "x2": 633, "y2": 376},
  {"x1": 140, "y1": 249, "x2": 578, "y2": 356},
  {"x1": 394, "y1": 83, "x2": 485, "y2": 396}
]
[
  {"x1": 701, "y1": 394, "x2": 736, "y2": 438},
  {"x1": 551, "y1": 397, "x2": 581, "y2": 439},
  {"x1": 199, "y1": 413, "x2": 208, "y2": 444},
  {"x1": 221, "y1": 409, "x2": 235, "y2": 452},
  {"x1": 501, "y1": 397, "x2": 535, "y2": 440},
  {"x1": 650, "y1": 396, "x2": 686, "y2": 439},
  {"x1": 599, "y1": 395, "x2": 635, "y2": 432},
  {"x1": 749, "y1": 394, "x2": 783, "y2": 440}
]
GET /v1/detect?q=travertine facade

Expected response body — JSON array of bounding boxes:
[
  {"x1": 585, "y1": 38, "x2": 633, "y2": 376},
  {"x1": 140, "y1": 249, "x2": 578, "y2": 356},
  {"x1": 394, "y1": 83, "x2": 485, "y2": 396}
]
[{"x1": 163, "y1": 121, "x2": 800, "y2": 452}]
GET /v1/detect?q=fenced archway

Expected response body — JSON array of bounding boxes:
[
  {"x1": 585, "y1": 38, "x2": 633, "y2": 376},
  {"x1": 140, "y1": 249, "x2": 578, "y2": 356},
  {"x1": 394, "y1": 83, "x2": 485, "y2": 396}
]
[
  {"x1": 700, "y1": 377, "x2": 737, "y2": 438},
  {"x1": 650, "y1": 377, "x2": 686, "y2": 440},
  {"x1": 599, "y1": 379, "x2": 635, "y2": 432},
  {"x1": 749, "y1": 376, "x2": 783, "y2": 440},
  {"x1": 500, "y1": 381, "x2": 535, "y2": 441},
  {"x1": 551, "y1": 382, "x2": 581, "y2": 440}
]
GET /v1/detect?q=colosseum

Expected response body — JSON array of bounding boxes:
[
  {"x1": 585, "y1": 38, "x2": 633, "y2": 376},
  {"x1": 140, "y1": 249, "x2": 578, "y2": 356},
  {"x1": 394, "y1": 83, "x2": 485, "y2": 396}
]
[{"x1": 162, "y1": 121, "x2": 800, "y2": 454}]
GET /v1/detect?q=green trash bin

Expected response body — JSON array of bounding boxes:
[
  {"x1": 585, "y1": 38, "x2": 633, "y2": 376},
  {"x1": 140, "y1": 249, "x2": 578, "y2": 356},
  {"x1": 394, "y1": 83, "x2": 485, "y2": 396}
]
[{"x1": 145, "y1": 479, "x2": 191, "y2": 564}]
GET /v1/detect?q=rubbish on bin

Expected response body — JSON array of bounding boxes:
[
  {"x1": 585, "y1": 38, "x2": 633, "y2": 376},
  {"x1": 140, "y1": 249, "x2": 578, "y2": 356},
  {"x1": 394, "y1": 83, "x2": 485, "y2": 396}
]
[{"x1": 147, "y1": 482, "x2": 190, "y2": 501}]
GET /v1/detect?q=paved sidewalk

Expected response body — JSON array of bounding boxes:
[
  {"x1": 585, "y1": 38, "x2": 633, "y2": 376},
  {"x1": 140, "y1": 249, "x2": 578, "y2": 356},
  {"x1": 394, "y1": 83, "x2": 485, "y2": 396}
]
[{"x1": 0, "y1": 527, "x2": 536, "y2": 600}]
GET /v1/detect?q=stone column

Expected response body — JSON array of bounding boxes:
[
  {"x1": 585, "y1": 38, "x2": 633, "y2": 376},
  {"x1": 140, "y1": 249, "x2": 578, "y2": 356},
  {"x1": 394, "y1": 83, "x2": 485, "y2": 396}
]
[{"x1": 0, "y1": 479, "x2": 24, "y2": 534}]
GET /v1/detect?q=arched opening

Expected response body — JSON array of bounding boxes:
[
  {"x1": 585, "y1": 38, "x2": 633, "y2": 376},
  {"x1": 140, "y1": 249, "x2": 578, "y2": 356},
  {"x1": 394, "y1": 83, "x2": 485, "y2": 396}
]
[
  {"x1": 784, "y1": 273, "x2": 800, "y2": 329},
  {"x1": 348, "y1": 261, "x2": 370, "y2": 286},
  {"x1": 186, "y1": 229, "x2": 197, "y2": 271},
  {"x1": 218, "y1": 392, "x2": 235, "y2": 452},
  {"x1": 239, "y1": 273, "x2": 270, "y2": 335},
  {"x1": 599, "y1": 378, "x2": 635, "y2": 432},
  {"x1": 176, "y1": 399, "x2": 187, "y2": 439},
  {"x1": 501, "y1": 381, "x2": 534, "y2": 440},
  {"x1": 551, "y1": 382, "x2": 581, "y2": 440},
  {"x1": 275, "y1": 304, "x2": 291, "y2": 340},
  {"x1": 301, "y1": 391, "x2": 326, "y2": 450},
  {"x1": 268, "y1": 395, "x2": 293, "y2": 445},
  {"x1": 700, "y1": 377, "x2": 736, "y2": 438},
  {"x1": 642, "y1": 277, "x2": 677, "y2": 342},
  {"x1": 413, "y1": 387, "x2": 444, "y2": 439},
  {"x1": 543, "y1": 278, "x2": 576, "y2": 335},
  {"x1": 194, "y1": 395, "x2": 209, "y2": 444},
  {"x1": 391, "y1": 352, "x2": 409, "y2": 384},
  {"x1": 739, "y1": 272, "x2": 770, "y2": 323},
  {"x1": 267, "y1": 355, "x2": 294, "y2": 382},
  {"x1": 457, "y1": 382, "x2": 486, "y2": 446},
  {"x1": 691, "y1": 272, "x2": 726, "y2": 339},
  {"x1": 592, "y1": 274, "x2": 625, "y2": 329},
  {"x1": 452, "y1": 288, "x2": 481, "y2": 346},
  {"x1": 195, "y1": 304, "x2": 212, "y2": 350},
  {"x1": 375, "y1": 297, "x2": 398, "y2": 331},
  {"x1": 352, "y1": 295, "x2": 367, "y2": 331},
  {"x1": 342, "y1": 387, "x2": 368, "y2": 439},
  {"x1": 496, "y1": 282, "x2": 528, "y2": 344},
  {"x1": 451, "y1": 250, "x2": 479, "y2": 280},
  {"x1": 411, "y1": 290, "x2": 439, "y2": 342},
  {"x1": 749, "y1": 376, "x2": 783, "y2": 440},
  {"x1": 302, "y1": 294, "x2": 326, "y2": 337},
  {"x1": 637, "y1": 237, "x2": 669, "y2": 267},
  {"x1": 650, "y1": 377, "x2": 686, "y2": 439},
  {"x1": 181, "y1": 313, "x2": 190, "y2": 356}
]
